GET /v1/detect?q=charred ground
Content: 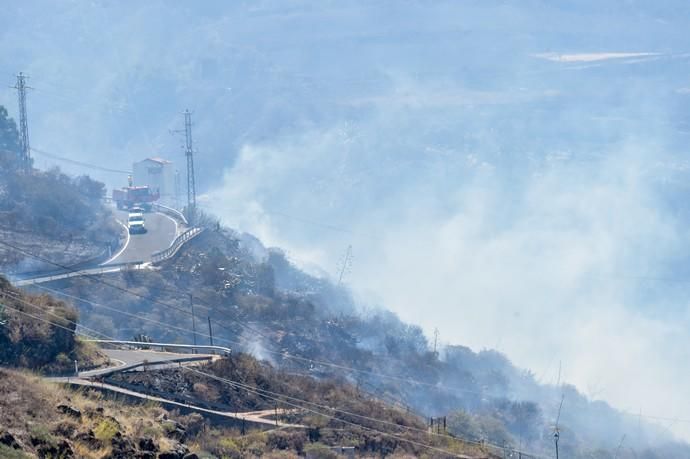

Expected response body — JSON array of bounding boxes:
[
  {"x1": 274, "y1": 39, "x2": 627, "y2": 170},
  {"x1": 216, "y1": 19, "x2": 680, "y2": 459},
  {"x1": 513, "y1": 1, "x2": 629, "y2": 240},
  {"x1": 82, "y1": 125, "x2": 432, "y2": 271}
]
[{"x1": 40, "y1": 226, "x2": 690, "y2": 458}]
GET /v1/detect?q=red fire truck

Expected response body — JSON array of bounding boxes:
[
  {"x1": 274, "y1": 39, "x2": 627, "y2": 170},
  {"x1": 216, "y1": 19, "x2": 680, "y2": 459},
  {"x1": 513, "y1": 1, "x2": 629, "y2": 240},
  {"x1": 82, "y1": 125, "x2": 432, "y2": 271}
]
[{"x1": 112, "y1": 176, "x2": 160, "y2": 211}]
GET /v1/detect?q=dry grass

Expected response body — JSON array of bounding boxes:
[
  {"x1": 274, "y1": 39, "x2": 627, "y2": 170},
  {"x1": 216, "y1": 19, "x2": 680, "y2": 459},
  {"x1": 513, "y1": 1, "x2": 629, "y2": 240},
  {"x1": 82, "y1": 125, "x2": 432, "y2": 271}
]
[
  {"x1": 0, "y1": 368, "x2": 180, "y2": 458},
  {"x1": 0, "y1": 367, "x2": 493, "y2": 458},
  {"x1": 0, "y1": 276, "x2": 109, "y2": 375}
]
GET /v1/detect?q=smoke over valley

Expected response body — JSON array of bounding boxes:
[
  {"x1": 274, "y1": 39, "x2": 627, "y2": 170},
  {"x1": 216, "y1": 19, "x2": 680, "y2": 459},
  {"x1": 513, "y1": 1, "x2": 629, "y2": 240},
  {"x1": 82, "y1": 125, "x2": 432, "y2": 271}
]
[{"x1": 3, "y1": 0, "x2": 690, "y2": 449}]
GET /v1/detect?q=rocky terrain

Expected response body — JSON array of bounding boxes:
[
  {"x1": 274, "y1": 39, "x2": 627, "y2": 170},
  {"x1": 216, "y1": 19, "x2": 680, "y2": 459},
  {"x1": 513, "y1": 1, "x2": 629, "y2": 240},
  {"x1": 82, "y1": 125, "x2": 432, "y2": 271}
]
[
  {"x1": 44, "y1": 226, "x2": 690, "y2": 458},
  {"x1": 0, "y1": 274, "x2": 494, "y2": 458},
  {"x1": 0, "y1": 369, "x2": 203, "y2": 459},
  {"x1": 0, "y1": 275, "x2": 107, "y2": 374}
]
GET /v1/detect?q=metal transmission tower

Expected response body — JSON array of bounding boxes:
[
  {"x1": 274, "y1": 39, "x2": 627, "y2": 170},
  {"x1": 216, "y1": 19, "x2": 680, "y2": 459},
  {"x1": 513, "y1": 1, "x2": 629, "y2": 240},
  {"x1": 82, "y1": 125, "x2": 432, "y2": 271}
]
[
  {"x1": 183, "y1": 109, "x2": 197, "y2": 223},
  {"x1": 13, "y1": 72, "x2": 32, "y2": 172}
]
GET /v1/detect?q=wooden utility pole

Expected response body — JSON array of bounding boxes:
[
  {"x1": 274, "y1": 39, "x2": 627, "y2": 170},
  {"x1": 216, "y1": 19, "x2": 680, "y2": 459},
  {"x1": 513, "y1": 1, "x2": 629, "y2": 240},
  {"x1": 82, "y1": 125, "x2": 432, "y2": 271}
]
[
  {"x1": 207, "y1": 316, "x2": 214, "y2": 346},
  {"x1": 189, "y1": 294, "x2": 197, "y2": 352}
]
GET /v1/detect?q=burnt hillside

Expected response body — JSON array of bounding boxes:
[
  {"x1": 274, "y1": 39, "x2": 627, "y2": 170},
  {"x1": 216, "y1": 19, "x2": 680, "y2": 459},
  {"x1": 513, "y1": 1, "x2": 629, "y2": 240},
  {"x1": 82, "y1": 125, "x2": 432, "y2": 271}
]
[{"x1": 41, "y1": 227, "x2": 690, "y2": 457}]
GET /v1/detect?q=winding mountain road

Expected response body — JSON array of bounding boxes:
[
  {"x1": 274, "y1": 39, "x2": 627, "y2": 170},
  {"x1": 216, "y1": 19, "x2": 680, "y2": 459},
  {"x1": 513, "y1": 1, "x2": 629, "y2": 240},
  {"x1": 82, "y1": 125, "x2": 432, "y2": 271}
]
[
  {"x1": 50, "y1": 346, "x2": 303, "y2": 429},
  {"x1": 13, "y1": 207, "x2": 184, "y2": 286},
  {"x1": 105, "y1": 210, "x2": 179, "y2": 265}
]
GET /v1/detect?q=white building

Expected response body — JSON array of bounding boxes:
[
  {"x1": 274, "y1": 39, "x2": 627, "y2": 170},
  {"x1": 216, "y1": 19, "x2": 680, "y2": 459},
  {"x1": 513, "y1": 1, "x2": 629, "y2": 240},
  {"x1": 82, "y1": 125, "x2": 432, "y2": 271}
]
[{"x1": 132, "y1": 157, "x2": 176, "y2": 207}]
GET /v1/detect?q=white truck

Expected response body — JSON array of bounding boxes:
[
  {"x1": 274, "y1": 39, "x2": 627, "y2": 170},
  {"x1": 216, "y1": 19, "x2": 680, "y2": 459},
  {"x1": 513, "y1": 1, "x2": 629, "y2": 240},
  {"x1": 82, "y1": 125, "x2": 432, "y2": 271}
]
[{"x1": 127, "y1": 209, "x2": 147, "y2": 234}]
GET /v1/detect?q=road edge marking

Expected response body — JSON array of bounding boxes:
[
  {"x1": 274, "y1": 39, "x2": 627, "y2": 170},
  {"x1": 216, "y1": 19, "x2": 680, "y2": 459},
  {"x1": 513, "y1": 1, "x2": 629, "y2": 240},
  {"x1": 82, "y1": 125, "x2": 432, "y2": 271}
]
[
  {"x1": 159, "y1": 212, "x2": 180, "y2": 241},
  {"x1": 101, "y1": 219, "x2": 130, "y2": 265}
]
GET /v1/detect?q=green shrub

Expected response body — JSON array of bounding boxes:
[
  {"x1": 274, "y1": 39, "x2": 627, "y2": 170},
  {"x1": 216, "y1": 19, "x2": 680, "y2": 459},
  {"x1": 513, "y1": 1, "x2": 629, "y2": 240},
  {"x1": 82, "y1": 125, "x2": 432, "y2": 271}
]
[
  {"x1": 0, "y1": 444, "x2": 30, "y2": 459},
  {"x1": 94, "y1": 418, "x2": 120, "y2": 442},
  {"x1": 303, "y1": 443, "x2": 338, "y2": 459},
  {"x1": 29, "y1": 424, "x2": 58, "y2": 447}
]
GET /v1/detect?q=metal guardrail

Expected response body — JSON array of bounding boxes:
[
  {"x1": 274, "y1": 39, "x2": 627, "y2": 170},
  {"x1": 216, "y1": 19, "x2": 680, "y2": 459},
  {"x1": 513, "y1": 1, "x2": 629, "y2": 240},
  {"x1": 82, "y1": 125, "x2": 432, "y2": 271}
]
[
  {"x1": 151, "y1": 227, "x2": 204, "y2": 264},
  {"x1": 12, "y1": 261, "x2": 145, "y2": 286},
  {"x1": 86, "y1": 339, "x2": 232, "y2": 355},
  {"x1": 104, "y1": 196, "x2": 188, "y2": 226},
  {"x1": 152, "y1": 203, "x2": 188, "y2": 226},
  {"x1": 8, "y1": 203, "x2": 188, "y2": 285},
  {"x1": 10, "y1": 245, "x2": 112, "y2": 279}
]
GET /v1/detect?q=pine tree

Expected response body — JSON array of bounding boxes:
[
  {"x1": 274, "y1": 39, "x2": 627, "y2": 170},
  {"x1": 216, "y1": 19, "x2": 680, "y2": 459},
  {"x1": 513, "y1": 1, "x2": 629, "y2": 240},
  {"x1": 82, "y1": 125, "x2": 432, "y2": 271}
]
[{"x1": 0, "y1": 105, "x2": 20, "y2": 170}]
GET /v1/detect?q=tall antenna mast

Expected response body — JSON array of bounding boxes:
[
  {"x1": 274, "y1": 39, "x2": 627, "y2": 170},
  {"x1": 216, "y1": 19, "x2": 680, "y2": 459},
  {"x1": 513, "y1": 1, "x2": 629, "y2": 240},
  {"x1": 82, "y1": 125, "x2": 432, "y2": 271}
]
[
  {"x1": 13, "y1": 72, "x2": 32, "y2": 173},
  {"x1": 183, "y1": 109, "x2": 196, "y2": 223}
]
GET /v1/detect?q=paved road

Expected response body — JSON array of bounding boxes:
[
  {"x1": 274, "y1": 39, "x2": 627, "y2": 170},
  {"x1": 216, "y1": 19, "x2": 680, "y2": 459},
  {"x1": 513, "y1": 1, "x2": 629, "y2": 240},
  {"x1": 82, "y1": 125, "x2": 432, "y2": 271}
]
[
  {"x1": 58, "y1": 378, "x2": 303, "y2": 428},
  {"x1": 49, "y1": 347, "x2": 303, "y2": 429},
  {"x1": 81, "y1": 348, "x2": 214, "y2": 377},
  {"x1": 105, "y1": 210, "x2": 179, "y2": 264},
  {"x1": 12, "y1": 208, "x2": 182, "y2": 286}
]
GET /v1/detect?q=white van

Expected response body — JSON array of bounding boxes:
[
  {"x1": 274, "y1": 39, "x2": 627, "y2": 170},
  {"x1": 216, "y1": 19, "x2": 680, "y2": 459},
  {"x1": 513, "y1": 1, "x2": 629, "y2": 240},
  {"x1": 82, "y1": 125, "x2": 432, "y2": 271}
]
[{"x1": 128, "y1": 211, "x2": 146, "y2": 234}]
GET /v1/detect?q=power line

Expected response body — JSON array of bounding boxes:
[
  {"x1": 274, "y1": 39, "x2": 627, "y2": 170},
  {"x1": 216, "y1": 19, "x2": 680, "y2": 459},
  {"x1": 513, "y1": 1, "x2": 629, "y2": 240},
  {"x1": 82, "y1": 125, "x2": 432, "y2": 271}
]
[
  {"x1": 196, "y1": 202, "x2": 355, "y2": 236},
  {"x1": 0, "y1": 240, "x2": 566, "y2": 408},
  {"x1": 32, "y1": 284, "x2": 217, "y2": 344},
  {"x1": 619, "y1": 410, "x2": 690, "y2": 425},
  {"x1": 0, "y1": 239, "x2": 203, "y2": 318},
  {"x1": 182, "y1": 366, "x2": 487, "y2": 459},
  {"x1": 34, "y1": 278, "x2": 477, "y2": 400},
  {"x1": 0, "y1": 301, "x2": 112, "y2": 340},
  {"x1": 3, "y1": 239, "x2": 490, "y2": 398},
  {"x1": 69, "y1": 282, "x2": 280, "y2": 348},
  {"x1": 13, "y1": 254, "x2": 684, "y2": 454},
  {"x1": 6, "y1": 240, "x2": 281, "y2": 353},
  {"x1": 4, "y1": 279, "x2": 526, "y2": 456},
  {"x1": 30, "y1": 147, "x2": 132, "y2": 174},
  {"x1": 2, "y1": 290, "x2": 111, "y2": 340},
  {"x1": 0, "y1": 296, "x2": 509, "y2": 458},
  {"x1": 1, "y1": 298, "x2": 483, "y2": 457},
  {"x1": 186, "y1": 364, "x2": 544, "y2": 459}
]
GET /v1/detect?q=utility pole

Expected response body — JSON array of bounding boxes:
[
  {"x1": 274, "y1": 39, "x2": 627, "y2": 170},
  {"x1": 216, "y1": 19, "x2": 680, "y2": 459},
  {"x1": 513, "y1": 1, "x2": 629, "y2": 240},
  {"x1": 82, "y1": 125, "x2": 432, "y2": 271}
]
[
  {"x1": 433, "y1": 328, "x2": 440, "y2": 355},
  {"x1": 189, "y1": 294, "x2": 197, "y2": 352},
  {"x1": 207, "y1": 316, "x2": 214, "y2": 346},
  {"x1": 174, "y1": 169, "x2": 181, "y2": 210},
  {"x1": 183, "y1": 109, "x2": 196, "y2": 224},
  {"x1": 13, "y1": 72, "x2": 32, "y2": 173},
  {"x1": 554, "y1": 393, "x2": 564, "y2": 459},
  {"x1": 614, "y1": 434, "x2": 626, "y2": 459},
  {"x1": 337, "y1": 245, "x2": 353, "y2": 286}
]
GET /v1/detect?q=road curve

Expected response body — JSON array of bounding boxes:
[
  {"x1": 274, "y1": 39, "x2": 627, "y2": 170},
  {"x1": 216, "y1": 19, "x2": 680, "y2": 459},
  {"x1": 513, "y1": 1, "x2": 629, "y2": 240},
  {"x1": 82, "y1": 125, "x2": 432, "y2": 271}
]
[
  {"x1": 12, "y1": 209, "x2": 181, "y2": 286},
  {"x1": 80, "y1": 348, "x2": 214, "y2": 377},
  {"x1": 107, "y1": 210, "x2": 179, "y2": 264},
  {"x1": 56, "y1": 378, "x2": 303, "y2": 428},
  {"x1": 49, "y1": 347, "x2": 303, "y2": 429}
]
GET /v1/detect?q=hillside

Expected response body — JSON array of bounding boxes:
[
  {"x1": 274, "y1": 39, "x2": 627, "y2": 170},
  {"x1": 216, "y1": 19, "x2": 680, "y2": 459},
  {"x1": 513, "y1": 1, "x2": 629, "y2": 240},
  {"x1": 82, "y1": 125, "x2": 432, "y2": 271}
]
[
  {"x1": 0, "y1": 274, "x2": 494, "y2": 458},
  {"x1": 0, "y1": 368, "x2": 206, "y2": 459},
  {"x1": 0, "y1": 106, "x2": 120, "y2": 274},
  {"x1": 0, "y1": 275, "x2": 106, "y2": 374},
  {"x1": 3, "y1": 1, "x2": 690, "y2": 457},
  {"x1": 105, "y1": 353, "x2": 491, "y2": 458},
  {"x1": 0, "y1": 360, "x2": 492, "y2": 459},
  {"x1": 38, "y1": 226, "x2": 690, "y2": 458}
]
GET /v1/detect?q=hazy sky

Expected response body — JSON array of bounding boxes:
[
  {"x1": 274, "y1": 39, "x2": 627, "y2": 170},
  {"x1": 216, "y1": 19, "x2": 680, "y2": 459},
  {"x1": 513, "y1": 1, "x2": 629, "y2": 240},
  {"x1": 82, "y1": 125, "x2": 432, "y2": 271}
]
[{"x1": 3, "y1": 0, "x2": 690, "y2": 440}]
